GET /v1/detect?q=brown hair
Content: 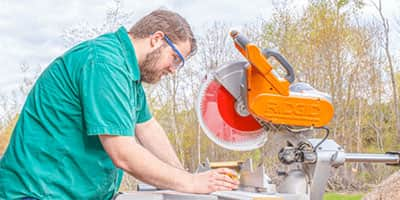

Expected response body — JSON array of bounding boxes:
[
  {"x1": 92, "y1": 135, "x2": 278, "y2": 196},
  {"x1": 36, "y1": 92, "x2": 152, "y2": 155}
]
[{"x1": 129, "y1": 9, "x2": 197, "y2": 58}]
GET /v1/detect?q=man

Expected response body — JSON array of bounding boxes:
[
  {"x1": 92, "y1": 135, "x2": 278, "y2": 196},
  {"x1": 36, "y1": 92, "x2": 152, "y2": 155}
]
[{"x1": 0, "y1": 9, "x2": 239, "y2": 199}]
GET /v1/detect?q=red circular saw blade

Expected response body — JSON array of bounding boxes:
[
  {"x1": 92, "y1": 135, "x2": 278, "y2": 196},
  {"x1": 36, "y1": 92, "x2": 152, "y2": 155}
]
[
  {"x1": 198, "y1": 79, "x2": 265, "y2": 148},
  {"x1": 217, "y1": 84, "x2": 262, "y2": 131}
]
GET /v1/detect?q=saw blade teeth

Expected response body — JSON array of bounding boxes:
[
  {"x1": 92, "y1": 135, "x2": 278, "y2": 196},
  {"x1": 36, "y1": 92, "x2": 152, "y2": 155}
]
[{"x1": 196, "y1": 75, "x2": 268, "y2": 151}]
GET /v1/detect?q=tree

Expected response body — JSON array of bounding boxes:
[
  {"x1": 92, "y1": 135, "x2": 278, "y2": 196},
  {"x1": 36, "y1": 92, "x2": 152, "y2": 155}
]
[
  {"x1": 372, "y1": 0, "x2": 400, "y2": 144},
  {"x1": 260, "y1": 0, "x2": 397, "y2": 190}
]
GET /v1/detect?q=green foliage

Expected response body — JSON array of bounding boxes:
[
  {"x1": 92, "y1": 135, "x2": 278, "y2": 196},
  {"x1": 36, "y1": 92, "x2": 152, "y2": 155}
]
[
  {"x1": 323, "y1": 193, "x2": 363, "y2": 200},
  {"x1": 337, "y1": 0, "x2": 350, "y2": 9},
  {"x1": 256, "y1": 0, "x2": 400, "y2": 191}
]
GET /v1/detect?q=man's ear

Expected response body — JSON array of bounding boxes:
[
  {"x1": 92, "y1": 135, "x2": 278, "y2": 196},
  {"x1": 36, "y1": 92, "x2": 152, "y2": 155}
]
[{"x1": 150, "y1": 31, "x2": 165, "y2": 49}]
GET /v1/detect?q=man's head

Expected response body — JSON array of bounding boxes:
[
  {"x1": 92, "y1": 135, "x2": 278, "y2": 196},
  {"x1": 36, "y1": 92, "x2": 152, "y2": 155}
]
[{"x1": 129, "y1": 9, "x2": 197, "y2": 84}]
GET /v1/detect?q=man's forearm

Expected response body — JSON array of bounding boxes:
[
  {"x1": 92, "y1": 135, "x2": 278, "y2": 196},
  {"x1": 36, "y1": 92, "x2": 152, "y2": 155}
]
[
  {"x1": 99, "y1": 135, "x2": 193, "y2": 192},
  {"x1": 135, "y1": 118, "x2": 184, "y2": 169}
]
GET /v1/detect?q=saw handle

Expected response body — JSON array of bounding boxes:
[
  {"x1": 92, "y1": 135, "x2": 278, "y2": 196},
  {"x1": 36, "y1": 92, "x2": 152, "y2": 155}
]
[
  {"x1": 230, "y1": 30, "x2": 295, "y2": 84},
  {"x1": 262, "y1": 49, "x2": 295, "y2": 83},
  {"x1": 230, "y1": 30, "x2": 250, "y2": 49}
]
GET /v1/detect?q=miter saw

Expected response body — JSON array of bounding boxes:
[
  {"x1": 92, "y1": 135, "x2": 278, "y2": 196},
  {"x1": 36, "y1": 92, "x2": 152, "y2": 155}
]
[
  {"x1": 194, "y1": 30, "x2": 400, "y2": 200},
  {"x1": 114, "y1": 31, "x2": 400, "y2": 200}
]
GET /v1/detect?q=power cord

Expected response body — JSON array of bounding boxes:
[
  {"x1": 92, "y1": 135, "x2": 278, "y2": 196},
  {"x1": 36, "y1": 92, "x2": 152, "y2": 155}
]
[{"x1": 313, "y1": 127, "x2": 330, "y2": 152}]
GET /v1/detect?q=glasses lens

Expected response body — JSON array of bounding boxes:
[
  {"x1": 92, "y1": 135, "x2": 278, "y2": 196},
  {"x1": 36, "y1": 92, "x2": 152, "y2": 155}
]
[
  {"x1": 164, "y1": 35, "x2": 185, "y2": 69},
  {"x1": 174, "y1": 57, "x2": 184, "y2": 68}
]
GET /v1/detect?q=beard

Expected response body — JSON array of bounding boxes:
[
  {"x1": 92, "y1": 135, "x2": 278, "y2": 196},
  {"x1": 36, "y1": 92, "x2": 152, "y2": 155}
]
[{"x1": 139, "y1": 46, "x2": 164, "y2": 84}]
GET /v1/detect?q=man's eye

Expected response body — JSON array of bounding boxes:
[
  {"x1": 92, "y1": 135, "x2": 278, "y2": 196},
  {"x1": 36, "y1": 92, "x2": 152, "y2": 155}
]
[{"x1": 173, "y1": 55, "x2": 180, "y2": 62}]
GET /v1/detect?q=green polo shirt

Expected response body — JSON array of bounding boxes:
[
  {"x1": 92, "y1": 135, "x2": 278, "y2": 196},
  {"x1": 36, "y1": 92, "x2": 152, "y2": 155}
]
[{"x1": 0, "y1": 27, "x2": 152, "y2": 200}]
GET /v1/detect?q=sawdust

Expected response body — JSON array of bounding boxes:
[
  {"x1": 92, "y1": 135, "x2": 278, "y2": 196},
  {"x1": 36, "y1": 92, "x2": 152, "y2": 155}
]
[{"x1": 363, "y1": 170, "x2": 400, "y2": 200}]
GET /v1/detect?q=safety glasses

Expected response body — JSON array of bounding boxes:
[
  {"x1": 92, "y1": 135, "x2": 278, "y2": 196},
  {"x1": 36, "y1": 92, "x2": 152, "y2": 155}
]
[{"x1": 163, "y1": 34, "x2": 185, "y2": 69}]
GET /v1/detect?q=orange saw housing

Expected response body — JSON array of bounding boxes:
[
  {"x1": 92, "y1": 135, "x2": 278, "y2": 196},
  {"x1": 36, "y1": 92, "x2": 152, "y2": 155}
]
[{"x1": 232, "y1": 33, "x2": 334, "y2": 127}]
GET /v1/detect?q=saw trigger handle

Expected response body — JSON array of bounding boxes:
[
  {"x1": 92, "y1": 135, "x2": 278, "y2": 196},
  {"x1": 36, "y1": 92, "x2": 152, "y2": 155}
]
[
  {"x1": 230, "y1": 30, "x2": 250, "y2": 49},
  {"x1": 262, "y1": 49, "x2": 295, "y2": 83}
]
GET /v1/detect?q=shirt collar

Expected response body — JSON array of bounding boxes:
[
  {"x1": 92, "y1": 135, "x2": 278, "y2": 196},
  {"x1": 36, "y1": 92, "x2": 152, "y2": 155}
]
[{"x1": 115, "y1": 26, "x2": 140, "y2": 81}]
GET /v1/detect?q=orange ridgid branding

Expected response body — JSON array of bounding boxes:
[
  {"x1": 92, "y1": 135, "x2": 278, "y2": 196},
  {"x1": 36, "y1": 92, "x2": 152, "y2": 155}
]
[{"x1": 260, "y1": 100, "x2": 321, "y2": 121}]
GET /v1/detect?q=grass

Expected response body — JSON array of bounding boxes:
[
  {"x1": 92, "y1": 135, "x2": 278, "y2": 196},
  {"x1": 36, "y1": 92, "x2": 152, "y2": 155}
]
[{"x1": 324, "y1": 193, "x2": 363, "y2": 200}]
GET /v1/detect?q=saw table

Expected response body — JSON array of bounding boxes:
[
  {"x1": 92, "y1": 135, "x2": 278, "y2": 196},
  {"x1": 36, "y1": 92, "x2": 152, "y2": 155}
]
[{"x1": 115, "y1": 190, "x2": 290, "y2": 200}]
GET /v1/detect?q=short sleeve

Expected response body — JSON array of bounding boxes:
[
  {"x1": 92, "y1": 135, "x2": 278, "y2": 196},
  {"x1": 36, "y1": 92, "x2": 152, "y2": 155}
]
[
  {"x1": 136, "y1": 85, "x2": 152, "y2": 124},
  {"x1": 80, "y1": 62, "x2": 133, "y2": 136}
]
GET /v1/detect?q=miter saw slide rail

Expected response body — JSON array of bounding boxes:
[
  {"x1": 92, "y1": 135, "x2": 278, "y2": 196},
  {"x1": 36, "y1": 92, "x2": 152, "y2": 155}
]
[{"x1": 345, "y1": 152, "x2": 400, "y2": 164}]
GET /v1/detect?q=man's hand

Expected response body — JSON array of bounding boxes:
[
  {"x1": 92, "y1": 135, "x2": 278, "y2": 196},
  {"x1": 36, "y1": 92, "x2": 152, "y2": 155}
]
[
  {"x1": 99, "y1": 135, "x2": 239, "y2": 194},
  {"x1": 190, "y1": 168, "x2": 240, "y2": 194}
]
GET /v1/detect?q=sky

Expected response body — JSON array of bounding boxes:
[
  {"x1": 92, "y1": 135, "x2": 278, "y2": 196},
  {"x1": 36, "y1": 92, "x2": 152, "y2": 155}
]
[
  {"x1": 0, "y1": 0, "x2": 399, "y2": 100},
  {"x1": 0, "y1": 0, "x2": 279, "y2": 95}
]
